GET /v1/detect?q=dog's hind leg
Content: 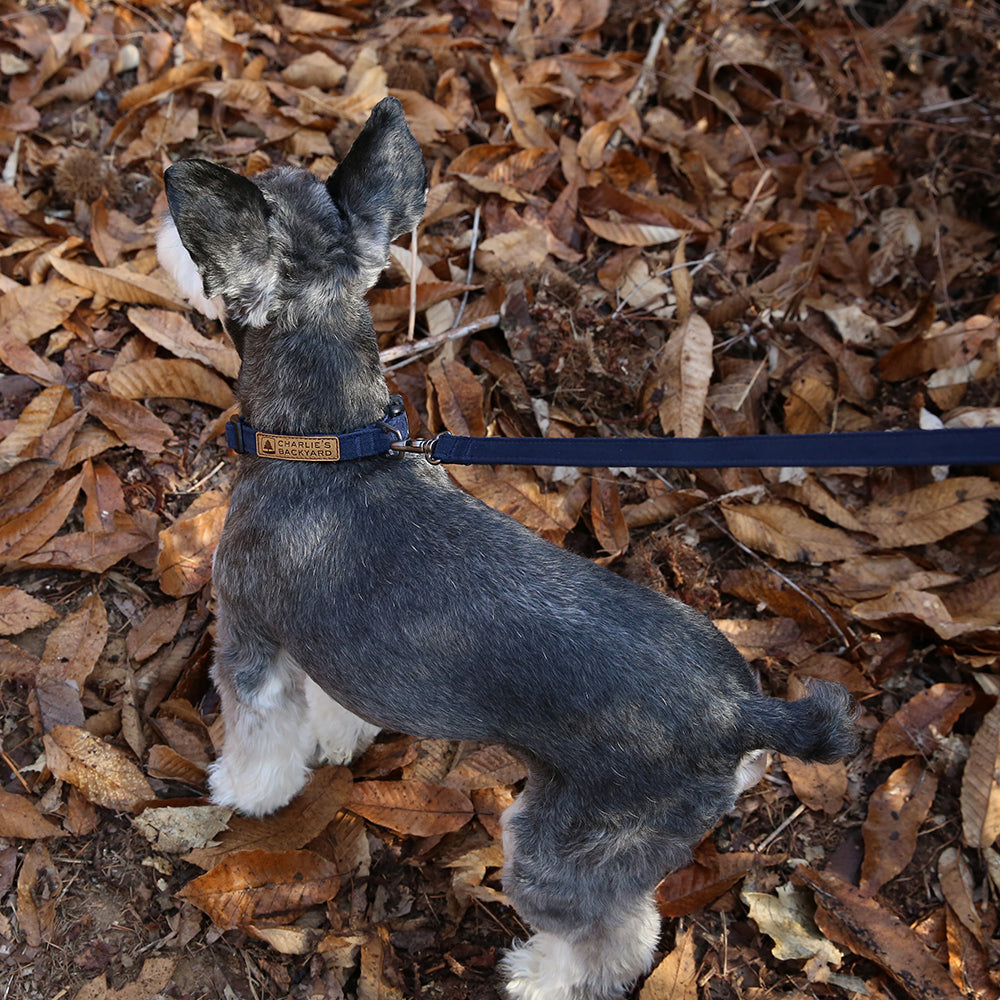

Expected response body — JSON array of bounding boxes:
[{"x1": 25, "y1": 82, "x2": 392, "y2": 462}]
[
  {"x1": 304, "y1": 675, "x2": 380, "y2": 765},
  {"x1": 498, "y1": 790, "x2": 663, "y2": 1000},
  {"x1": 208, "y1": 632, "x2": 315, "y2": 817}
]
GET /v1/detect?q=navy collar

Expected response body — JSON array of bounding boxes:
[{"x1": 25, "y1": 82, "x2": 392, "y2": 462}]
[{"x1": 224, "y1": 397, "x2": 409, "y2": 462}]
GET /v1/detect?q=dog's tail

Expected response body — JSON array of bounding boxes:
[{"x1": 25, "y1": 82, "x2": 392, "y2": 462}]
[{"x1": 743, "y1": 679, "x2": 859, "y2": 763}]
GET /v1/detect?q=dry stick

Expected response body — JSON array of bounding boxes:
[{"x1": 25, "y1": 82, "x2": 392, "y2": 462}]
[
  {"x1": 407, "y1": 221, "x2": 419, "y2": 341},
  {"x1": 380, "y1": 313, "x2": 501, "y2": 370},
  {"x1": 755, "y1": 802, "x2": 807, "y2": 852},
  {"x1": 452, "y1": 203, "x2": 481, "y2": 331}
]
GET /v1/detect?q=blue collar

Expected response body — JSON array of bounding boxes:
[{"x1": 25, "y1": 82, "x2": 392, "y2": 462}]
[{"x1": 224, "y1": 397, "x2": 409, "y2": 462}]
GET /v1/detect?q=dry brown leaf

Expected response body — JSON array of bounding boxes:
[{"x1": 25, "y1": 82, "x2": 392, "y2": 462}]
[
  {"x1": 184, "y1": 767, "x2": 353, "y2": 869},
  {"x1": 872, "y1": 683, "x2": 975, "y2": 762},
  {"x1": 781, "y1": 756, "x2": 848, "y2": 814},
  {"x1": 443, "y1": 744, "x2": 527, "y2": 790},
  {"x1": 0, "y1": 280, "x2": 89, "y2": 343},
  {"x1": 73, "y1": 957, "x2": 177, "y2": 1000},
  {"x1": 0, "y1": 638, "x2": 40, "y2": 682},
  {"x1": 857, "y1": 477, "x2": 1000, "y2": 547},
  {"x1": 92, "y1": 359, "x2": 235, "y2": 410},
  {"x1": 961, "y1": 701, "x2": 1000, "y2": 850},
  {"x1": 656, "y1": 844, "x2": 770, "y2": 917},
  {"x1": 126, "y1": 599, "x2": 189, "y2": 663},
  {"x1": 938, "y1": 847, "x2": 983, "y2": 945},
  {"x1": 447, "y1": 465, "x2": 578, "y2": 545},
  {"x1": 591, "y1": 472, "x2": 629, "y2": 558},
  {"x1": 85, "y1": 390, "x2": 175, "y2": 453},
  {"x1": 0, "y1": 385, "x2": 74, "y2": 465},
  {"x1": 48, "y1": 257, "x2": 187, "y2": 309},
  {"x1": 878, "y1": 315, "x2": 996, "y2": 381},
  {"x1": 44, "y1": 724, "x2": 154, "y2": 813},
  {"x1": 0, "y1": 324, "x2": 64, "y2": 384},
  {"x1": 177, "y1": 849, "x2": 341, "y2": 930},
  {"x1": 721, "y1": 502, "x2": 867, "y2": 564},
  {"x1": 34, "y1": 55, "x2": 110, "y2": 107},
  {"x1": 22, "y1": 522, "x2": 155, "y2": 574},
  {"x1": 0, "y1": 789, "x2": 63, "y2": 839},
  {"x1": 81, "y1": 460, "x2": 126, "y2": 533},
  {"x1": 134, "y1": 804, "x2": 233, "y2": 854},
  {"x1": 427, "y1": 357, "x2": 486, "y2": 437},
  {"x1": 0, "y1": 586, "x2": 57, "y2": 636},
  {"x1": 714, "y1": 617, "x2": 801, "y2": 660},
  {"x1": 583, "y1": 217, "x2": 685, "y2": 247},
  {"x1": 349, "y1": 779, "x2": 474, "y2": 837},
  {"x1": 117, "y1": 61, "x2": 213, "y2": 110},
  {"x1": 39, "y1": 593, "x2": 108, "y2": 687},
  {"x1": 795, "y1": 865, "x2": 958, "y2": 1000},
  {"x1": 490, "y1": 52, "x2": 556, "y2": 151},
  {"x1": 639, "y1": 926, "x2": 697, "y2": 1000},
  {"x1": 358, "y1": 925, "x2": 404, "y2": 1000},
  {"x1": 145, "y1": 745, "x2": 206, "y2": 786},
  {"x1": 656, "y1": 314, "x2": 713, "y2": 438},
  {"x1": 155, "y1": 493, "x2": 228, "y2": 597},
  {"x1": 860, "y1": 758, "x2": 939, "y2": 896},
  {"x1": 0, "y1": 471, "x2": 83, "y2": 565},
  {"x1": 16, "y1": 841, "x2": 58, "y2": 948},
  {"x1": 127, "y1": 307, "x2": 240, "y2": 379}
]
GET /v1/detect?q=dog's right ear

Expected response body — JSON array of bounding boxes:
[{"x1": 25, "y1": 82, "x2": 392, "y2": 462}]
[
  {"x1": 325, "y1": 97, "x2": 427, "y2": 288},
  {"x1": 160, "y1": 159, "x2": 271, "y2": 301}
]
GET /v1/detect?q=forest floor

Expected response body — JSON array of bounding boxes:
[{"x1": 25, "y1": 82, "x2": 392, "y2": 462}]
[{"x1": 1, "y1": 0, "x2": 999, "y2": 998}]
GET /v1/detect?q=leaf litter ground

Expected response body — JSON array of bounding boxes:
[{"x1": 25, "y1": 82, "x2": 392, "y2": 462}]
[{"x1": 1, "y1": 0, "x2": 1000, "y2": 998}]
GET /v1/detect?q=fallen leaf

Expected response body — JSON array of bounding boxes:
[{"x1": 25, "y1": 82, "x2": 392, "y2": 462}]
[
  {"x1": 155, "y1": 491, "x2": 228, "y2": 597},
  {"x1": 126, "y1": 599, "x2": 189, "y2": 662},
  {"x1": 127, "y1": 307, "x2": 240, "y2": 379},
  {"x1": 16, "y1": 841, "x2": 59, "y2": 948},
  {"x1": 0, "y1": 789, "x2": 63, "y2": 839},
  {"x1": 721, "y1": 502, "x2": 867, "y2": 564},
  {"x1": 133, "y1": 804, "x2": 233, "y2": 854},
  {"x1": 48, "y1": 257, "x2": 187, "y2": 309},
  {"x1": 184, "y1": 767, "x2": 353, "y2": 869},
  {"x1": 349, "y1": 779, "x2": 474, "y2": 837},
  {"x1": 591, "y1": 471, "x2": 629, "y2": 558},
  {"x1": 794, "y1": 865, "x2": 958, "y2": 1000},
  {"x1": 639, "y1": 925, "x2": 698, "y2": 1000},
  {"x1": 427, "y1": 357, "x2": 486, "y2": 436},
  {"x1": 0, "y1": 280, "x2": 89, "y2": 343},
  {"x1": 860, "y1": 758, "x2": 939, "y2": 896},
  {"x1": 742, "y1": 880, "x2": 843, "y2": 977},
  {"x1": 857, "y1": 477, "x2": 1000, "y2": 547},
  {"x1": 961, "y1": 701, "x2": 1000, "y2": 850},
  {"x1": 0, "y1": 471, "x2": 84, "y2": 565},
  {"x1": 872, "y1": 683, "x2": 975, "y2": 761},
  {"x1": 584, "y1": 217, "x2": 685, "y2": 246},
  {"x1": 782, "y1": 756, "x2": 848, "y2": 814},
  {"x1": 85, "y1": 391, "x2": 174, "y2": 453},
  {"x1": 177, "y1": 849, "x2": 340, "y2": 929},
  {"x1": 44, "y1": 724, "x2": 154, "y2": 813},
  {"x1": 73, "y1": 958, "x2": 177, "y2": 1000},
  {"x1": 0, "y1": 586, "x2": 57, "y2": 636},
  {"x1": 92, "y1": 359, "x2": 235, "y2": 409}
]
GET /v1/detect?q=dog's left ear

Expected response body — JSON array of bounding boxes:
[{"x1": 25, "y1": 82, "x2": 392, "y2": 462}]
[{"x1": 325, "y1": 97, "x2": 427, "y2": 284}]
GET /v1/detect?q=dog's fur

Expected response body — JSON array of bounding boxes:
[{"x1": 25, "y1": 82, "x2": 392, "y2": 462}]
[{"x1": 159, "y1": 97, "x2": 858, "y2": 1000}]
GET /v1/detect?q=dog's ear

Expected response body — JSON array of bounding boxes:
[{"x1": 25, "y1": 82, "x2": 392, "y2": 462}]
[
  {"x1": 325, "y1": 97, "x2": 426, "y2": 279},
  {"x1": 160, "y1": 160, "x2": 274, "y2": 339},
  {"x1": 162, "y1": 159, "x2": 270, "y2": 292}
]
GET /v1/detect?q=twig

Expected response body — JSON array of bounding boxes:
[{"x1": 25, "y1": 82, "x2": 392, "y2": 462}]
[
  {"x1": 407, "y1": 221, "x2": 419, "y2": 341},
  {"x1": 380, "y1": 313, "x2": 501, "y2": 370},
  {"x1": 452, "y1": 203, "x2": 481, "y2": 331},
  {"x1": 755, "y1": 802, "x2": 806, "y2": 852},
  {"x1": 627, "y1": 11, "x2": 671, "y2": 110}
]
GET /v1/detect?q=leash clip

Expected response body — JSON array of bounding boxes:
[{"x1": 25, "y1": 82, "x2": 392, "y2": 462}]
[{"x1": 389, "y1": 434, "x2": 446, "y2": 464}]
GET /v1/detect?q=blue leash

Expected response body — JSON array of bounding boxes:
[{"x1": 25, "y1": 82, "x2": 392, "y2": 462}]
[{"x1": 225, "y1": 398, "x2": 1000, "y2": 469}]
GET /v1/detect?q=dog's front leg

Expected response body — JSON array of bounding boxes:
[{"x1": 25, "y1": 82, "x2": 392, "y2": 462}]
[{"x1": 208, "y1": 630, "x2": 315, "y2": 817}]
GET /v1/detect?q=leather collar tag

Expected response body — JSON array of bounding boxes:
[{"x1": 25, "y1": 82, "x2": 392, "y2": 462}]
[{"x1": 254, "y1": 431, "x2": 341, "y2": 461}]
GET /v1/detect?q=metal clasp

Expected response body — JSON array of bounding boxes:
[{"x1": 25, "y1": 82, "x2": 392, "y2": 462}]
[{"x1": 389, "y1": 435, "x2": 444, "y2": 463}]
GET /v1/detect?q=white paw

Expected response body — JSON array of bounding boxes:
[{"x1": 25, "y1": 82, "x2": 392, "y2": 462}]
[{"x1": 207, "y1": 753, "x2": 310, "y2": 817}]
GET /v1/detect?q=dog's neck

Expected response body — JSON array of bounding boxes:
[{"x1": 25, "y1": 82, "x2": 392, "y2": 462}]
[{"x1": 235, "y1": 304, "x2": 389, "y2": 436}]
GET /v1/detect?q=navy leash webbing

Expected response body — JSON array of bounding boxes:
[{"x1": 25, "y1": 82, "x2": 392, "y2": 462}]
[{"x1": 427, "y1": 426, "x2": 1000, "y2": 469}]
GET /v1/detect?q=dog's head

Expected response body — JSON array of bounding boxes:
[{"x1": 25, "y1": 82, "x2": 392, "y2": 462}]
[{"x1": 157, "y1": 96, "x2": 427, "y2": 349}]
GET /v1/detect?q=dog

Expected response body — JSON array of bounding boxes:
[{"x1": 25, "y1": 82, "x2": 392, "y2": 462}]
[{"x1": 157, "y1": 96, "x2": 858, "y2": 1000}]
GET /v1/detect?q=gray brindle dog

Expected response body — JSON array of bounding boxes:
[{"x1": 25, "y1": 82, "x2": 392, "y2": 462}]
[{"x1": 158, "y1": 97, "x2": 857, "y2": 1000}]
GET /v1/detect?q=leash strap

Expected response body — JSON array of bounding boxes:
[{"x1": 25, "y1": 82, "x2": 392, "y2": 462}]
[
  {"x1": 225, "y1": 400, "x2": 409, "y2": 462},
  {"x1": 427, "y1": 425, "x2": 1000, "y2": 468}
]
